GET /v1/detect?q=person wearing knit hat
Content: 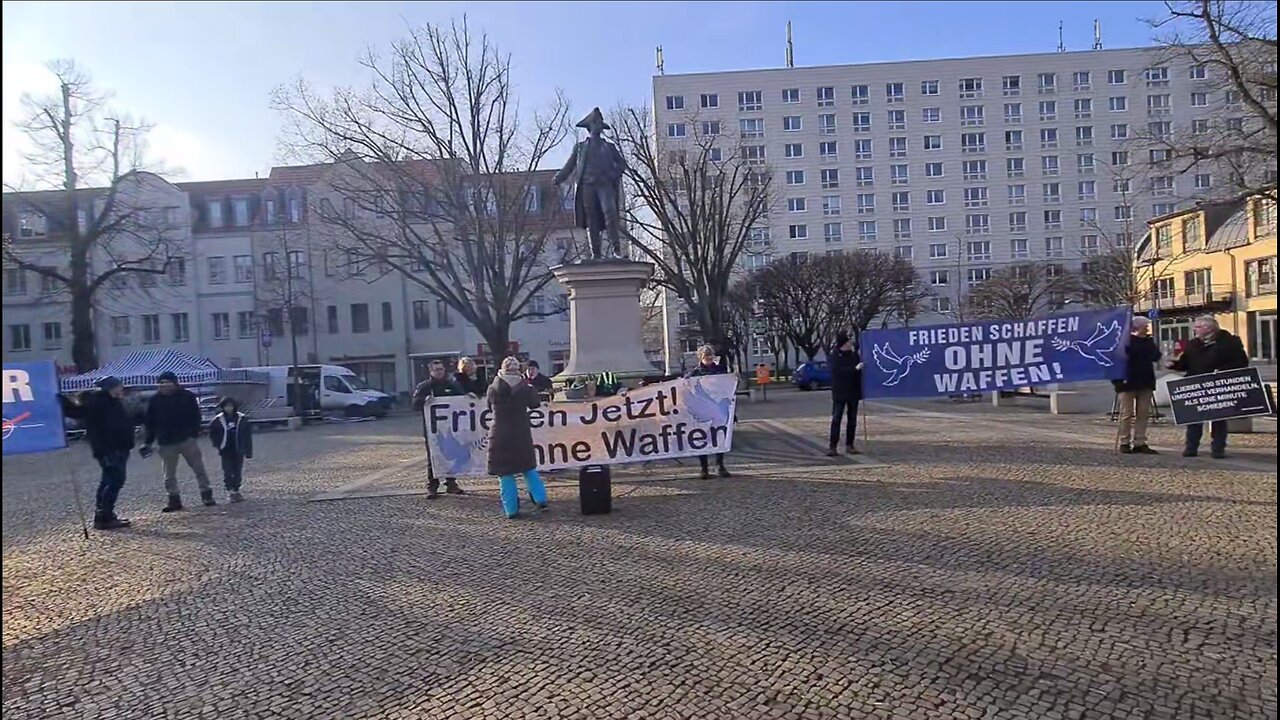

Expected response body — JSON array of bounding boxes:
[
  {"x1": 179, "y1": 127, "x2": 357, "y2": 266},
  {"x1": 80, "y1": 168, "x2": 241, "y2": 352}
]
[
  {"x1": 142, "y1": 371, "x2": 214, "y2": 511},
  {"x1": 57, "y1": 376, "x2": 135, "y2": 530},
  {"x1": 827, "y1": 331, "x2": 865, "y2": 456},
  {"x1": 486, "y1": 356, "x2": 549, "y2": 519}
]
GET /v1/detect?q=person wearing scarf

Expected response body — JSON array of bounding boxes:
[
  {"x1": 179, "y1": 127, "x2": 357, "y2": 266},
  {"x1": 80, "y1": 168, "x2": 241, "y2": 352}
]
[{"x1": 486, "y1": 356, "x2": 549, "y2": 518}]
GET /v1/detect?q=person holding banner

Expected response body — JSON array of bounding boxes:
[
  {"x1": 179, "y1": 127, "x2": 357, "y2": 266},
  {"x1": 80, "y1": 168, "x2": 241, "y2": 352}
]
[
  {"x1": 486, "y1": 356, "x2": 549, "y2": 519},
  {"x1": 454, "y1": 357, "x2": 485, "y2": 397},
  {"x1": 1169, "y1": 316, "x2": 1250, "y2": 458},
  {"x1": 1112, "y1": 316, "x2": 1162, "y2": 455},
  {"x1": 686, "y1": 345, "x2": 732, "y2": 478},
  {"x1": 827, "y1": 332, "x2": 865, "y2": 456},
  {"x1": 57, "y1": 377, "x2": 135, "y2": 530},
  {"x1": 412, "y1": 360, "x2": 468, "y2": 499}
]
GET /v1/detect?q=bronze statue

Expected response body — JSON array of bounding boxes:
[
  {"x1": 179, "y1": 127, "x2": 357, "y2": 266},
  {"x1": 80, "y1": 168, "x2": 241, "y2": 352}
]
[{"x1": 554, "y1": 107, "x2": 627, "y2": 260}]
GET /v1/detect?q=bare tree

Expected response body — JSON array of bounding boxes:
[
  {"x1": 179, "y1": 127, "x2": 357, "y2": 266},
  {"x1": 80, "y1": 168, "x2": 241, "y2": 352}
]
[
  {"x1": 254, "y1": 226, "x2": 319, "y2": 415},
  {"x1": 966, "y1": 263, "x2": 1082, "y2": 320},
  {"x1": 750, "y1": 255, "x2": 831, "y2": 362},
  {"x1": 3, "y1": 61, "x2": 182, "y2": 371},
  {"x1": 272, "y1": 19, "x2": 572, "y2": 365},
  {"x1": 1146, "y1": 0, "x2": 1278, "y2": 202},
  {"x1": 612, "y1": 104, "x2": 773, "y2": 355}
]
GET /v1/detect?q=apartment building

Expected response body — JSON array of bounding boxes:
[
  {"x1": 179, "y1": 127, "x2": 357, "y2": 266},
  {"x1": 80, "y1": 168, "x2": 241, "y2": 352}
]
[
  {"x1": 2, "y1": 162, "x2": 583, "y2": 396},
  {"x1": 652, "y1": 45, "x2": 1259, "y2": 363}
]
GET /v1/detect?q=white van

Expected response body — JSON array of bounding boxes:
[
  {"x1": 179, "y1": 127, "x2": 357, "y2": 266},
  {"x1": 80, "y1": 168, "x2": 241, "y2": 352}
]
[{"x1": 244, "y1": 364, "x2": 392, "y2": 418}]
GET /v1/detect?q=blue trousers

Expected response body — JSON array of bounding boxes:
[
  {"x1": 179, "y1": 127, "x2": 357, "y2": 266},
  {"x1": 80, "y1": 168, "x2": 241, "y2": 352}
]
[
  {"x1": 499, "y1": 469, "x2": 547, "y2": 517},
  {"x1": 1185, "y1": 421, "x2": 1228, "y2": 454},
  {"x1": 95, "y1": 450, "x2": 130, "y2": 521}
]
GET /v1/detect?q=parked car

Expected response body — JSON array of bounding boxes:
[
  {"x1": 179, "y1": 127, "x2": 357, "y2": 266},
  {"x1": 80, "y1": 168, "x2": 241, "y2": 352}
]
[{"x1": 792, "y1": 361, "x2": 830, "y2": 391}]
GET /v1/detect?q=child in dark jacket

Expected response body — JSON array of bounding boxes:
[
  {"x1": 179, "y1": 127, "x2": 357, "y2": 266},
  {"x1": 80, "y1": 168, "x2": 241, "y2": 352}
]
[{"x1": 208, "y1": 398, "x2": 253, "y2": 502}]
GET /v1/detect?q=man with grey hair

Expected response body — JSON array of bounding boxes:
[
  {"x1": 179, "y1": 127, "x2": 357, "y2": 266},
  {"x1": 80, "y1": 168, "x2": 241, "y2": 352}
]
[
  {"x1": 1113, "y1": 316, "x2": 1162, "y2": 454},
  {"x1": 1169, "y1": 315, "x2": 1250, "y2": 458}
]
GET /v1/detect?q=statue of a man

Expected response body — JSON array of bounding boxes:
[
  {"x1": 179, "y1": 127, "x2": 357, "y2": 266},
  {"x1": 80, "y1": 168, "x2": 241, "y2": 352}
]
[{"x1": 554, "y1": 107, "x2": 627, "y2": 260}]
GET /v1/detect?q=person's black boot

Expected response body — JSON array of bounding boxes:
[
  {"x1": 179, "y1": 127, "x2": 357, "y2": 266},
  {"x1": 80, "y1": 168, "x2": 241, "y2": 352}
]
[
  {"x1": 426, "y1": 480, "x2": 440, "y2": 500},
  {"x1": 445, "y1": 479, "x2": 466, "y2": 495},
  {"x1": 93, "y1": 516, "x2": 132, "y2": 530},
  {"x1": 717, "y1": 465, "x2": 732, "y2": 478},
  {"x1": 162, "y1": 495, "x2": 184, "y2": 513},
  {"x1": 699, "y1": 466, "x2": 711, "y2": 480},
  {"x1": 846, "y1": 445, "x2": 862, "y2": 455},
  {"x1": 826, "y1": 446, "x2": 839, "y2": 457},
  {"x1": 1211, "y1": 448, "x2": 1227, "y2": 459},
  {"x1": 200, "y1": 489, "x2": 217, "y2": 507},
  {"x1": 1133, "y1": 445, "x2": 1158, "y2": 455}
]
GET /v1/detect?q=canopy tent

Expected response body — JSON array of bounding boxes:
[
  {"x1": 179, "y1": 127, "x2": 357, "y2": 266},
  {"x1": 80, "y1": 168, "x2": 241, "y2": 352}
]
[{"x1": 60, "y1": 349, "x2": 269, "y2": 392}]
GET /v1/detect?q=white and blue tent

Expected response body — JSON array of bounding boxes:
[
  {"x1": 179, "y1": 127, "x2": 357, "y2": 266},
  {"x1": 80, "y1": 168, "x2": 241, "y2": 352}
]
[{"x1": 60, "y1": 349, "x2": 268, "y2": 392}]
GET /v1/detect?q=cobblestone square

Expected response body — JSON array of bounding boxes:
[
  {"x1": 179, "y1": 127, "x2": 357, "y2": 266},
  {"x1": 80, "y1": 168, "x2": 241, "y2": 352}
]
[{"x1": 3, "y1": 392, "x2": 1276, "y2": 719}]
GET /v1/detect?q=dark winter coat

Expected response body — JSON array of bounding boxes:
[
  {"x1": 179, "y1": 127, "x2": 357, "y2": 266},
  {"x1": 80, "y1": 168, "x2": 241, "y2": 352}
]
[
  {"x1": 453, "y1": 372, "x2": 485, "y2": 397},
  {"x1": 209, "y1": 412, "x2": 254, "y2": 458},
  {"x1": 1113, "y1": 335, "x2": 1162, "y2": 392},
  {"x1": 59, "y1": 391, "x2": 135, "y2": 459},
  {"x1": 1170, "y1": 329, "x2": 1249, "y2": 377},
  {"x1": 527, "y1": 372, "x2": 554, "y2": 397},
  {"x1": 485, "y1": 378, "x2": 540, "y2": 477},
  {"x1": 829, "y1": 347, "x2": 864, "y2": 401},
  {"x1": 411, "y1": 377, "x2": 466, "y2": 413},
  {"x1": 144, "y1": 388, "x2": 202, "y2": 446},
  {"x1": 686, "y1": 362, "x2": 727, "y2": 378}
]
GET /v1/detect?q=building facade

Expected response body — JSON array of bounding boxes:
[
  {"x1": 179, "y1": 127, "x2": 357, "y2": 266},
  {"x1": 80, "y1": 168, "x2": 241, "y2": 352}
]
[
  {"x1": 1135, "y1": 194, "x2": 1277, "y2": 362},
  {"x1": 2, "y1": 163, "x2": 582, "y2": 397},
  {"x1": 652, "y1": 45, "x2": 1257, "y2": 365}
]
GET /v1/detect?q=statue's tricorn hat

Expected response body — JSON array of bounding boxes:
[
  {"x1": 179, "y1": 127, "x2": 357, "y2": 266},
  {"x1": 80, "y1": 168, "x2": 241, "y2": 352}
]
[{"x1": 576, "y1": 107, "x2": 610, "y2": 130}]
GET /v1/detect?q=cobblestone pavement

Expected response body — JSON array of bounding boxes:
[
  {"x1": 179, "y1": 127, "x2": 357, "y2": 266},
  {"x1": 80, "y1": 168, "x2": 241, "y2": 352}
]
[{"x1": 3, "y1": 392, "x2": 1276, "y2": 720}]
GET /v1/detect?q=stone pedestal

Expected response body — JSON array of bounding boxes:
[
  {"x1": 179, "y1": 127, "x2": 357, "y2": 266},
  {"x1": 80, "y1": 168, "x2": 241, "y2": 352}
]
[{"x1": 551, "y1": 259, "x2": 655, "y2": 382}]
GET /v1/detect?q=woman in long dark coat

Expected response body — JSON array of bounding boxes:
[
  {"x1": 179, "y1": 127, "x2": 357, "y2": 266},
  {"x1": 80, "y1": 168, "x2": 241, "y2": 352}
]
[{"x1": 487, "y1": 356, "x2": 548, "y2": 518}]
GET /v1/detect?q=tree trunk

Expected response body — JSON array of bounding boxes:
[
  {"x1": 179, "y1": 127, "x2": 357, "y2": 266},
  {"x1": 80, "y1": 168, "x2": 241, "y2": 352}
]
[{"x1": 70, "y1": 286, "x2": 97, "y2": 372}]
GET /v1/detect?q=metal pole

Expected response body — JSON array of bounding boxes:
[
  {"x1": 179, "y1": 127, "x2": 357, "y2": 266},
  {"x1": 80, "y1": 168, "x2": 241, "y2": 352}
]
[{"x1": 68, "y1": 465, "x2": 90, "y2": 539}]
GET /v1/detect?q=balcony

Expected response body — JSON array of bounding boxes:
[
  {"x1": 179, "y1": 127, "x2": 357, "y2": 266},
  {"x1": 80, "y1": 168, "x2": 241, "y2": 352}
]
[{"x1": 1135, "y1": 284, "x2": 1235, "y2": 314}]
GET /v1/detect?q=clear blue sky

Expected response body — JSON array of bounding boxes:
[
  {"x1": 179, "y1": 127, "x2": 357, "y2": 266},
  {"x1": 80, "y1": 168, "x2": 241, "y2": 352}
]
[{"x1": 2, "y1": 0, "x2": 1171, "y2": 185}]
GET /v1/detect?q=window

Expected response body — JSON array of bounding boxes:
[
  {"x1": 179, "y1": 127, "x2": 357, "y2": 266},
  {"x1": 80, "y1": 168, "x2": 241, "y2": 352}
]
[
  {"x1": 1078, "y1": 180, "x2": 1097, "y2": 200},
  {"x1": 782, "y1": 88, "x2": 800, "y2": 104},
  {"x1": 1077, "y1": 153, "x2": 1096, "y2": 174},
  {"x1": 857, "y1": 193, "x2": 876, "y2": 214},
  {"x1": 893, "y1": 218, "x2": 912, "y2": 240},
  {"x1": 1080, "y1": 234, "x2": 1100, "y2": 255},
  {"x1": 822, "y1": 196, "x2": 842, "y2": 216},
  {"x1": 856, "y1": 166, "x2": 875, "y2": 187},
  {"x1": 141, "y1": 314, "x2": 161, "y2": 344},
  {"x1": 1079, "y1": 207, "x2": 1099, "y2": 226},
  {"x1": 823, "y1": 222, "x2": 843, "y2": 242},
  {"x1": 707, "y1": 147, "x2": 722, "y2": 163},
  {"x1": 739, "y1": 118, "x2": 764, "y2": 138},
  {"x1": 786, "y1": 170, "x2": 806, "y2": 186},
  {"x1": 325, "y1": 305, "x2": 339, "y2": 334},
  {"x1": 665, "y1": 95, "x2": 684, "y2": 110},
  {"x1": 1115, "y1": 205, "x2": 1133, "y2": 221},
  {"x1": 740, "y1": 145, "x2": 766, "y2": 165},
  {"x1": 967, "y1": 267, "x2": 992, "y2": 288},
  {"x1": 1151, "y1": 176, "x2": 1175, "y2": 196},
  {"x1": 928, "y1": 216, "x2": 947, "y2": 232},
  {"x1": 966, "y1": 240, "x2": 991, "y2": 261},
  {"x1": 1011, "y1": 238, "x2": 1030, "y2": 260},
  {"x1": 964, "y1": 187, "x2": 988, "y2": 208},
  {"x1": 930, "y1": 244, "x2": 949, "y2": 260},
  {"x1": 1111, "y1": 178, "x2": 1131, "y2": 195},
  {"x1": 894, "y1": 244, "x2": 913, "y2": 260},
  {"x1": 962, "y1": 160, "x2": 987, "y2": 181},
  {"x1": 1038, "y1": 72, "x2": 1057, "y2": 93},
  {"x1": 437, "y1": 299, "x2": 454, "y2": 329},
  {"x1": 851, "y1": 84, "x2": 869, "y2": 105},
  {"x1": 227, "y1": 255, "x2": 252, "y2": 284},
  {"x1": 1045, "y1": 236, "x2": 1065, "y2": 258},
  {"x1": 1145, "y1": 66, "x2": 1169, "y2": 86},
  {"x1": 1147, "y1": 94, "x2": 1171, "y2": 114},
  {"x1": 819, "y1": 113, "x2": 838, "y2": 135},
  {"x1": 858, "y1": 221, "x2": 878, "y2": 242},
  {"x1": 3, "y1": 268, "x2": 27, "y2": 296},
  {"x1": 409, "y1": 300, "x2": 431, "y2": 330},
  {"x1": 1073, "y1": 71, "x2": 1092, "y2": 91},
  {"x1": 287, "y1": 251, "x2": 304, "y2": 278},
  {"x1": 207, "y1": 256, "x2": 228, "y2": 285},
  {"x1": 785, "y1": 143, "x2": 804, "y2": 159},
  {"x1": 1004, "y1": 102, "x2": 1022, "y2": 124},
  {"x1": 1108, "y1": 69, "x2": 1126, "y2": 85},
  {"x1": 960, "y1": 132, "x2": 986, "y2": 153},
  {"x1": 1153, "y1": 277, "x2": 1175, "y2": 300},
  {"x1": 1002, "y1": 75, "x2": 1021, "y2": 96},
  {"x1": 1225, "y1": 89, "x2": 1242, "y2": 106},
  {"x1": 351, "y1": 303, "x2": 370, "y2": 333},
  {"x1": 816, "y1": 86, "x2": 835, "y2": 106},
  {"x1": 237, "y1": 311, "x2": 255, "y2": 339},
  {"x1": 821, "y1": 168, "x2": 840, "y2": 189},
  {"x1": 288, "y1": 195, "x2": 304, "y2": 223},
  {"x1": 820, "y1": 141, "x2": 839, "y2": 160},
  {"x1": 1107, "y1": 96, "x2": 1128, "y2": 113},
  {"x1": 960, "y1": 105, "x2": 985, "y2": 127},
  {"x1": 1040, "y1": 128, "x2": 1059, "y2": 149},
  {"x1": 926, "y1": 162, "x2": 945, "y2": 178},
  {"x1": 1226, "y1": 116, "x2": 1244, "y2": 131},
  {"x1": 1009, "y1": 211, "x2": 1028, "y2": 232},
  {"x1": 1074, "y1": 98, "x2": 1093, "y2": 119},
  {"x1": 1149, "y1": 148, "x2": 1172, "y2": 164},
  {"x1": 1003, "y1": 130, "x2": 1023, "y2": 152},
  {"x1": 9, "y1": 324, "x2": 31, "y2": 352},
  {"x1": 1112, "y1": 150, "x2": 1130, "y2": 167},
  {"x1": 924, "y1": 134, "x2": 943, "y2": 151},
  {"x1": 887, "y1": 109, "x2": 906, "y2": 131},
  {"x1": 1039, "y1": 100, "x2": 1057, "y2": 121},
  {"x1": 926, "y1": 189, "x2": 946, "y2": 205},
  {"x1": 1042, "y1": 155, "x2": 1060, "y2": 176},
  {"x1": 1007, "y1": 157, "x2": 1025, "y2": 178},
  {"x1": 1184, "y1": 269, "x2": 1212, "y2": 296},
  {"x1": 1008, "y1": 184, "x2": 1027, "y2": 205},
  {"x1": 783, "y1": 116, "x2": 803, "y2": 133},
  {"x1": 959, "y1": 77, "x2": 984, "y2": 98},
  {"x1": 1075, "y1": 125, "x2": 1094, "y2": 147},
  {"x1": 666, "y1": 123, "x2": 687, "y2": 139},
  {"x1": 211, "y1": 313, "x2": 229, "y2": 341},
  {"x1": 738, "y1": 90, "x2": 762, "y2": 111},
  {"x1": 890, "y1": 164, "x2": 909, "y2": 185},
  {"x1": 1186, "y1": 90, "x2": 1210, "y2": 109},
  {"x1": 1194, "y1": 173, "x2": 1212, "y2": 190},
  {"x1": 965, "y1": 214, "x2": 990, "y2": 235},
  {"x1": 921, "y1": 80, "x2": 940, "y2": 96},
  {"x1": 700, "y1": 93, "x2": 719, "y2": 109},
  {"x1": 1110, "y1": 123, "x2": 1130, "y2": 140},
  {"x1": 701, "y1": 120, "x2": 721, "y2": 136},
  {"x1": 885, "y1": 82, "x2": 904, "y2": 103},
  {"x1": 1044, "y1": 210, "x2": 1064, "y2": 230},
  {"x1": 788, "y1": 224, "x2": 809, "y2": 240},
  {"x1": 922, "y1": 107, "x2": 942, "y2": 123},
  {"x1": 381, "y1": 301, "x2": 394, "y2": 331},
  {"x1": 787, "y1": 197, "x2": 808, "y2": 213},
  {"x1": 165, "y1": 313, "x2": 188, "y2": 343},
  {"x1": 206, "y1": 200, "x2": 224, "y2": 228},
  {"x1": 35, "y1": 320, "x2": 62, "y2": 351},
  {"x1": 18, "y1": 212, "x2": 47, "y2": 238},
  {"x1": 892, "y1": 192, "x2": 911, "y2": 212},
  {"x1": 852, "y1": 112, "x2": 871, "y2": 133},
  {"x1": 1245, "y1": 257, "x2": 1277, "y2": 297},
  {"x1": 1189, "y1": 64, "x2": 1207, "y2": 81},
  {"x1": 108, "y1": 316, "x2": 132, "y2": 346},
  {"x1": 1148, "y1": 120, "x2": 1172, "y2": 139},
  {"x1": 1191, "y1": 118, "x2": 1210, "y2": 135},
  {"x1": 232, "y1": 198, "x2": 250, "y2": 227},
  {"x1": 262, "y1": 252, "x2": 280, "y2": 280}
]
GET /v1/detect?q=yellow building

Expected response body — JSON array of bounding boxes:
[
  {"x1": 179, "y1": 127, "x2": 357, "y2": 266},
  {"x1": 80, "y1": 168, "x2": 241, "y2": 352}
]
[{"x1": 1135, "y1": 192, "x2": 1277, "y2": 363}]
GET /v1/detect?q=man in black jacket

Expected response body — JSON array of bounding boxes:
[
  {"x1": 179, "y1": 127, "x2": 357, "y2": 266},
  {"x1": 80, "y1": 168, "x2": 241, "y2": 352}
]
[
  {"x1": 827, "y1": 332, "x2": 865, "y2": 456},
  {"x1": 1169, "y1": 315, "x2": 1250, "y2": 458},
  {"x1": 58, "y1": 377, "x2": 135, "y2": 530},
  {"x1": 412, "y1": 360, "x2": 467, "y2": 498},
  {"x1": 141, "y1": 371, "x2": 213, "y2": 511},
  {"x1": 1113, "y1": 316, "x2": 1162, "y2": 455},
  {"x1": 686, "y1": 345, "x2": 731, "y2": 479}
]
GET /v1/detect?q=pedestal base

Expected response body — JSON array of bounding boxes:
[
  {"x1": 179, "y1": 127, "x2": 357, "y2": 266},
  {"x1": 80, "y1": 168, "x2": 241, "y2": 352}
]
[{"x1": 551, "y1": 259, "x2": 655, "y2": 382}]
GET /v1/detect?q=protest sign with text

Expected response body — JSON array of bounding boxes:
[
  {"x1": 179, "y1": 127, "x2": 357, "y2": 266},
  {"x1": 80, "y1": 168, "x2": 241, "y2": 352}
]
[
  {"x1": 1166, "y1": 368, "x2": 1275, "y2": 425},
  {"x1": 424, "y1": 375, "x2": 738, "y2": 478},
  {"x1": 859, "y1": 307, "x2": 1130, "y2": 399},
  {"x1": 4, "y1": 361, "x2": 68, "y2": 456}
]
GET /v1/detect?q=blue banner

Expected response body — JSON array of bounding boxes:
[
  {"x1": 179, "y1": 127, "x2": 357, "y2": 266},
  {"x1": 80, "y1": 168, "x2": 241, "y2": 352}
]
[
  {"x1": 860, "y1": 307, "x2": 1131, "y2": 399},
  {"x1": 3, "y1": 361, "x2": 68, "y2": 455}
]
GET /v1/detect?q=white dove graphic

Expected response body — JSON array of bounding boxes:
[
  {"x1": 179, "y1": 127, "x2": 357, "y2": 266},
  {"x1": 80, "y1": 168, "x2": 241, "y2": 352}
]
[
  {"x1": 872, "y1": 343, "x2": 931, "y2": 386},
  {"x1": 1051, "y1": 321, "x2": 1122, "y2": 366}
]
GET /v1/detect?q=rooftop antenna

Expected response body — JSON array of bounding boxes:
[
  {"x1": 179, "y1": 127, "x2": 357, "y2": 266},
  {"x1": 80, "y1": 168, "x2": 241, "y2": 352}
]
[
  {"x1": 785, "y1": 21, "x2": 794, "y2": 68},
  {"x1": 656, "y1": 45, "x2": 664, "y2": 75},
  {"x1": 1058, "y1": 21, "x2": 1066, "y2": 52},
  {"x1": 1093, "y1": 19, "x2": 1103, "y2": 50}
]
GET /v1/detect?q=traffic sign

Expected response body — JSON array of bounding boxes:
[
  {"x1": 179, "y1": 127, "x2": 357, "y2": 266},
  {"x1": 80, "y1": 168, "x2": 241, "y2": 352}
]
[{"x1": 1147, "y1": 308, "x2": 1159, "y2": 320}]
